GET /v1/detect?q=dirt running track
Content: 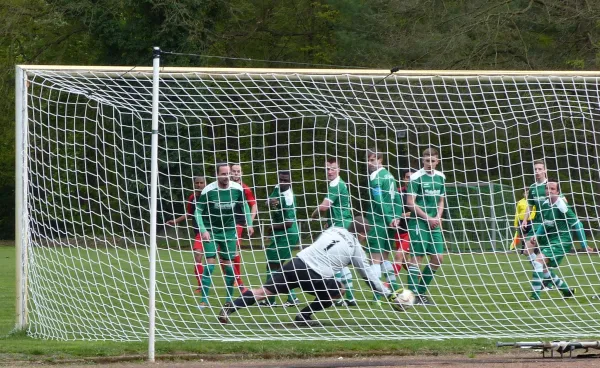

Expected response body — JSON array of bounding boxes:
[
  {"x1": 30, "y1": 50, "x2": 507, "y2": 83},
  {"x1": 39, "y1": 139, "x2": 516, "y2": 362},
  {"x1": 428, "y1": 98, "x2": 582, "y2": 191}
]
[{"x1": 9, "y1": 351, "x2": 600, "y2": 368}]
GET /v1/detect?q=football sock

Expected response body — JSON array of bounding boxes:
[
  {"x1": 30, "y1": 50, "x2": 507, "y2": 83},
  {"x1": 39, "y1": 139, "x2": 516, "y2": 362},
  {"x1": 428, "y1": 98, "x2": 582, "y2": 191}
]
[
  {"x1": 233, "y1": 253, "x2": 244, "y2": 285},
  {"x1": 223, "y1": 264, "x2": 235, "y2": 302},
  {"x1": 194, "y1": 263, "x2": 204, "y2": 287},
  {"x1": 550, "y1": 270, "x2": 570, "y2": 293},
  {"x1": 341, "y1": 267, "x2": 354, "y2": 300},
  {"x1": 417, "y1": 265, "x2": 437, "y2": 295},
  {"x1": 201, "y1": 263, "x2": 216, "y2": 303},
  {"x1": 393, "y1": 262, "x2": 403, "y2": 275},
  {"x1": 531, "y1": 261, "x2": 544, "y2": 298},
  {"x1": 383, "y1": 261, "x2": 400, "y2": 291},
  {"x1": 408, "y1": 266, "x2": 420, "y2": 294}
]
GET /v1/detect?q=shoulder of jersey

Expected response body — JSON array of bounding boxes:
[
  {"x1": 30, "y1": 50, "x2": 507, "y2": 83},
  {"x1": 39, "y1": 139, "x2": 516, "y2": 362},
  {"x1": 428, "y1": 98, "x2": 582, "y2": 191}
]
[
  {"x1": 230, "y1": 181, "x2": 244, "y2": 191},
  {"x1": 410, "y1": 170, "x2": 425, "y2": 181},
  {"x1": 555, "y1": 197, "x2": 570, "y2": 213},
  {"x1": 201, "y1": 181, "x2": 219, "y2": 195},
  {"x1": 433, "y1": 170, "x2": 446, "y2": 179}
]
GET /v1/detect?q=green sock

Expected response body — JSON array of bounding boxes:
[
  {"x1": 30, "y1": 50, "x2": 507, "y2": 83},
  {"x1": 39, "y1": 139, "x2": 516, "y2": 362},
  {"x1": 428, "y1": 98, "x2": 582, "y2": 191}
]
[
  {"x1": 385, "y1": 270, "x2": 401, "y2": 292},
  {"x1": 223, "y1": 264, "x2": 235, "y2": 302},
  {"x1": 417, "y1": 265, "x2": 437, "y2": 295},
  {"x1": 201, "y1": 263, "x2": 216, "y2": 303},
  {"x1": 550, "y1": 270, "x2": 569, "y2": 293},
  {"x1": 287, "y1": 289, "x2": 297, "y2": 303},
  {"x1": 531, "y1": 271, "x2": 543, "y2": 299},
  {"x1": 407, "y1": 266, "x2": 420, "y2": 294}
]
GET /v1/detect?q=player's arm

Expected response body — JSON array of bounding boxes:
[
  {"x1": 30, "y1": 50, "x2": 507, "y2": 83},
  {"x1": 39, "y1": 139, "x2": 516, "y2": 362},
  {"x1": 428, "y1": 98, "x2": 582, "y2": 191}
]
[
  {"x1": 194, "y1": 194, "x2": 209, "y2": 240},
  {"x1": 563, "y1": 205, "x2": 591, "y2": 252},
  {"x1": 244, "y1": 187, "x2": 258, "y2": 222},
  {"x1": 166, "y1": 214, "x2": 188, "y2": 226},
  {"x1": 240, "y1": 192, "x2": 254, "y2": 236},
  {"x1": 311, "y1": 198, "x2": 332, "y2": 218},
  {"x1": 351, "y1": 246, "x2": 392, "y2": 298}
]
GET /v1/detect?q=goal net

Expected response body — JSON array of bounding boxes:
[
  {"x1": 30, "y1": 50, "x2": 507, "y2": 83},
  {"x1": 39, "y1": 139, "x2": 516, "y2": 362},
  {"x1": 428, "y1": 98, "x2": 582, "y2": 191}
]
[{"x1": 16, "y1": 64, "x2": 600, "y2": 342}]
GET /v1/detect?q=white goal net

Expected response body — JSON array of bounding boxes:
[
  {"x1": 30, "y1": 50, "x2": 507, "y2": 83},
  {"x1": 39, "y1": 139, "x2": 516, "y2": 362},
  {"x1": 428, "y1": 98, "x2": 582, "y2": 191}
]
[{"x1": 15, "y1": 63, "x2": 600, "y2": 342}]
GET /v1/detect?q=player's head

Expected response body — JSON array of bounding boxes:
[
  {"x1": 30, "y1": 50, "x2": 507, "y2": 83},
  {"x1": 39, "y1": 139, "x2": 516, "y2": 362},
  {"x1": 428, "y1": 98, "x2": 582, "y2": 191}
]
[
  {"x1": 216, "y1": 163, "x2": 230, "y2": 187},
  {"x1": 367, "y1": 148, "x2": 383, "y2": 173},
  {"x1": 348, "y1": 216, "x2": 370, "y2": 243},
  {"x1": 401, "y1": 169, "x2": 415, "y2": 185},
  {"x1": 326, "y1": 157, "x2": 340, "y2": 181},
  {"x1": 533, "y1": 160, "x2": 547, "y2": 182},
  {"x1": 230, "y1": 164, "x2": 242, "y2": 183},
  {"x1": 278, "y1": 170, "x2": 291, "y2": 192},
  {"x1": 422, "y1": 147, "x2": 439, "y2": 172},
  {"x1": 193, "y1": 176, "x2": 206, "y2": 192},
  {"x1": 546, "y1": 177, "x2": 560, "y2": 202}
]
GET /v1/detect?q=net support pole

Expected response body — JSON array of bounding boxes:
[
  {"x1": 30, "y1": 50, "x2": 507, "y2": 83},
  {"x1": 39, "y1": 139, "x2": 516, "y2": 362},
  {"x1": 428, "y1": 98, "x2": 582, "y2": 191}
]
[
  {"x1": 148, "y1": 47, "x2": 161, "y2": 363},
  {"x1": 14, "y1": 66, "x2": 28, "y2": 330}
]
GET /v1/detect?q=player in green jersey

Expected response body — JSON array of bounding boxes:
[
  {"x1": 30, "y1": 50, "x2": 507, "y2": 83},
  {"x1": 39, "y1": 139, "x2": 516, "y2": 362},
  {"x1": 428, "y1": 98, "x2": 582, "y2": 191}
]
[
  {"x1": 366, "y1": 149, "x2": 404, "y2": 303},
  {"x1": 406, "y1": 148, "x2": 446, "y2": 305},
  {"x1": 261, "y1": 170, "x2": 301, "y2": 307},
  {"x1": 525, "y1": 178, "x2": 593, "y2": 300},
  {"x1": 311, "y1": 157, "x2": 356, "y2": 306},
  {"x1": 521, "y1": 160, "x2": 547, "y2": 248},
  {"x1": 194, "y1": 163, "x2": 253, "y2": 308}
]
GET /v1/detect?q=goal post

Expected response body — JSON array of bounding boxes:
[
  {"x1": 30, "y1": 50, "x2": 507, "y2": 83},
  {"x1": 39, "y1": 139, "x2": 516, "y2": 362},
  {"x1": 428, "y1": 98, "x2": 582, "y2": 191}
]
[{"x1": 15, "y1": 60, "x2": 600, "y2": 349}]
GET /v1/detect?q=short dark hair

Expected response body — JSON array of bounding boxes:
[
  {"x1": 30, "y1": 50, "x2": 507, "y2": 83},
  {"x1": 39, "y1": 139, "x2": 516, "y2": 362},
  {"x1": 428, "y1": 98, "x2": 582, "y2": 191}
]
[
  {"x1": 278, "y1": 170, "x2": 291, "y2": 177},
  {"x1": 193, "y1": 176, "x2": 205, "y2": 182},
  {"x1": 367, "y1": 148, "x2": 382, "y2": 160},
  {"x1": 326, "y1": 156, "x2": 339, "y2": 165},
  {"x1": 216, "y1": 162, "x2": 229, "y2": 175},
  {"x1": 547, "y1": 177, "x2": 560, "y2": 193},
  {"x1": 401, "y1": 168, "x2": 415, "y2": 178},
  {"x1": 348, "y1": 216, "x2": 370, "y2": 236},
  {"x1": 533, "y1": 159, "x2": 546, "y2": 168}
]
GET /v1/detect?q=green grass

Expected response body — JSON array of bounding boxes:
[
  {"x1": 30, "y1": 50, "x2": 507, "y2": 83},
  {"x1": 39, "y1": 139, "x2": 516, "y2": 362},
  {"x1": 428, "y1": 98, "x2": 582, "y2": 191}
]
[{"x1": 1, "y1": 243, "x2": 599, "y2": 363}]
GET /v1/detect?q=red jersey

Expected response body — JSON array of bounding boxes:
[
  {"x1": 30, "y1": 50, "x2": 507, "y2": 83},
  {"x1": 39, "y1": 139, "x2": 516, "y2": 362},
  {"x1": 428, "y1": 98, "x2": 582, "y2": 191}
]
[{"x1": 235, "y1": 182, "x2": 256, "y2": 225}]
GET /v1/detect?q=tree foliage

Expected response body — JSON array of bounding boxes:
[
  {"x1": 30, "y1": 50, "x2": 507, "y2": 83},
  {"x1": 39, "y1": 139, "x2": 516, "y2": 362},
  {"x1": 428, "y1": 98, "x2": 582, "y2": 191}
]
[{"x1": 2, "y1": 0, "x2": 600, "y2": 239}]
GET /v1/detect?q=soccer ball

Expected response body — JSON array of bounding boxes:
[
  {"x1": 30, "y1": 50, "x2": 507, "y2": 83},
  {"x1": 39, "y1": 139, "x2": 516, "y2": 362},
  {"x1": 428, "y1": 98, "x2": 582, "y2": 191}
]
[{"x1": 394, "y1": 289, "x2": 416, "y2": 310}]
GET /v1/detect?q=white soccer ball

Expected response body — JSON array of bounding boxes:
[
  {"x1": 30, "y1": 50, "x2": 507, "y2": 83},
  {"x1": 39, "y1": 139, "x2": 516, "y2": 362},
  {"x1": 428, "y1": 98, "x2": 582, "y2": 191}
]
[{"x1": 394, "y1": 289, "x2": 416, "y2": 309}]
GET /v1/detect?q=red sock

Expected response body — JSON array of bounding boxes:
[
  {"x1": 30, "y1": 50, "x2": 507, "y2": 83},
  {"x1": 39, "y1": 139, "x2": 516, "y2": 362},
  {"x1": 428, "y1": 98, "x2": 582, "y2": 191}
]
[
  {"x1": 233, "y1": 253, "x2": 244, "y2": 285},
  {"x1": 393, "y1": 263, "x2": 403, "y2": 275},
  {"x1": 194, "y1": 263, "x2": 203, "y2": 287}
]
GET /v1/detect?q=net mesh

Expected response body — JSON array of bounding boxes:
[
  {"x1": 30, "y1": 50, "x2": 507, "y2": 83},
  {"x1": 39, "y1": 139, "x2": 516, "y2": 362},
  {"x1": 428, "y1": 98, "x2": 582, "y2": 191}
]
[{"x1": 20, "y1": 68, "x2": 600, "y2": 340}]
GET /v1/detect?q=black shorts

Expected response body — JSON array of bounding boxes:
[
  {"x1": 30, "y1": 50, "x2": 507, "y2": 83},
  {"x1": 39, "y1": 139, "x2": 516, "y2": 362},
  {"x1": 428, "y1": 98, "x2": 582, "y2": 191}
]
[{"x1": 264, "y1": 257, "x2": 342, "y2": 300}]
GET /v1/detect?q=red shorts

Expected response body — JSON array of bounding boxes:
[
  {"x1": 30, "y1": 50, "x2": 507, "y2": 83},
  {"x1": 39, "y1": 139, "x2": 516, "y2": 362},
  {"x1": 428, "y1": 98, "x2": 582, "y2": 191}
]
[
  {"x1": 192, "y1": 233, "x2": 203, "y2": 251},
  {"x1": 395, "y1": 232, "x2": 410, "y2": 252}
]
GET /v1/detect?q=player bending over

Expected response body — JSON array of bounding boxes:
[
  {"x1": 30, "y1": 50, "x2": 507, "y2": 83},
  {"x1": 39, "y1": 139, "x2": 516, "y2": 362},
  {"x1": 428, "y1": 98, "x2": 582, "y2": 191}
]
[
  {"x1": 525, "y1": 178, "x2": 593, "y2": 301},
  {"x1": 218, "y1": 217, "x2": 407, "y2": 326}
]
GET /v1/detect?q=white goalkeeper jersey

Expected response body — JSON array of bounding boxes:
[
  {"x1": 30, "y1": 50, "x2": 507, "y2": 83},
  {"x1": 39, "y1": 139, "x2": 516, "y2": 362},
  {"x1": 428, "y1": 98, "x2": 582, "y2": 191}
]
[{"x1": 297, "y1": 227, "x2": 389, "y2": 296}]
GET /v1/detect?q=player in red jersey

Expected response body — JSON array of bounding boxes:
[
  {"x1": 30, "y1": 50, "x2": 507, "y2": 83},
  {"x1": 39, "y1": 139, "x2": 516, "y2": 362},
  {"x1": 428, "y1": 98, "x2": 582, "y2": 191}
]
[
  {"x1": 166, "y1": 176, "x2": 207, "y2": 293},
  {"x1": 393, "y1": 169, "x2": 414, "y2": 274},
  {"x1": 230, "y1": 164, "x2": 258, "y2": 293}
]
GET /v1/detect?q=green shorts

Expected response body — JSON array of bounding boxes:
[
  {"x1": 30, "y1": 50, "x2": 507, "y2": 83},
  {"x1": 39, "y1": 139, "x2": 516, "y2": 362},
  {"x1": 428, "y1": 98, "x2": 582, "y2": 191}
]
[
  {"x1": 266, "y1": 232, "x2": 299, "y2": 263},
  {"x1": 408, "y1": 219, "x2": 445, "y2": 256},
  {"x1": 204, "y1": 229, "x2": 238, "y2": 260},
  {"x1": 366, "y1": 222, "x2": 394, "y2": 254},
  {"x1": 540, "y1": 243, "x2": 569, "y2": 268}
]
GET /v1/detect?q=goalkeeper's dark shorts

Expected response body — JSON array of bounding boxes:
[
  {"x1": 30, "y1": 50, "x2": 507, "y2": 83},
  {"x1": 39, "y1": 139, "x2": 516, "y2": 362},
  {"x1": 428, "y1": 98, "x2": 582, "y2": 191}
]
[{"x1": 264, "y1": 257, "x2": 342, "y2": 300}]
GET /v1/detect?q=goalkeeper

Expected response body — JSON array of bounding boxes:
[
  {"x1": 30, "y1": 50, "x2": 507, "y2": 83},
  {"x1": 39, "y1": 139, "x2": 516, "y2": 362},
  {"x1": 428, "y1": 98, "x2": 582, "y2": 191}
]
[
  {"x1": 510, "y1": 188, "x2": 535, "y2": 251},
  {"x1": 219, "y1": 217, "x2": 404, "y2": 327},
  {"x1": 526, "y1": 178, "x2": 593, "y2": 300}
]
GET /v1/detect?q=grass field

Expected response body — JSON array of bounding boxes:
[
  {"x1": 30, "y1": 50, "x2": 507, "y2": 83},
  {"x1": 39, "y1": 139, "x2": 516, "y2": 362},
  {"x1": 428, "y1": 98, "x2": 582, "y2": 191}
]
[{"x1": 1, "y1": 243, "x2": 600, "y2": 363}]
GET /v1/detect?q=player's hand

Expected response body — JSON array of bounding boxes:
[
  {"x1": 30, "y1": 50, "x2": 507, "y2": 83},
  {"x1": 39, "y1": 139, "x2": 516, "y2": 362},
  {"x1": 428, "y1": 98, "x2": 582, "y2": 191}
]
[
  {"x1": 269, "y1": 198, "x2": 279, "y2": 209},
  {"x1": 529, "y1": 237, "x2": 537, "y2": 247},
  {"x1": 428, "y1": 217, "x2": 440, "y2": 229},
  {"x1": 403, "y1": 212, "x2": 411, "y2": 218},
  {"x1": 389, "y1": 218, "x2": 400, "y2": 228},
  {"x1": 520, "y1": 221, "x2": 528, "y2": 232},
  {"x1": 247, "y1": 227, "x2": 254, "y2": 237},
  {"x1": 584, "y1": 246, "x2": 594, "y2": 253},
  {"x1": 166, "y1": 219, "x2": 175, "y2": 226},
  {"x1": 201, "y1": 231, "x2": 210, "y2": 241}
]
